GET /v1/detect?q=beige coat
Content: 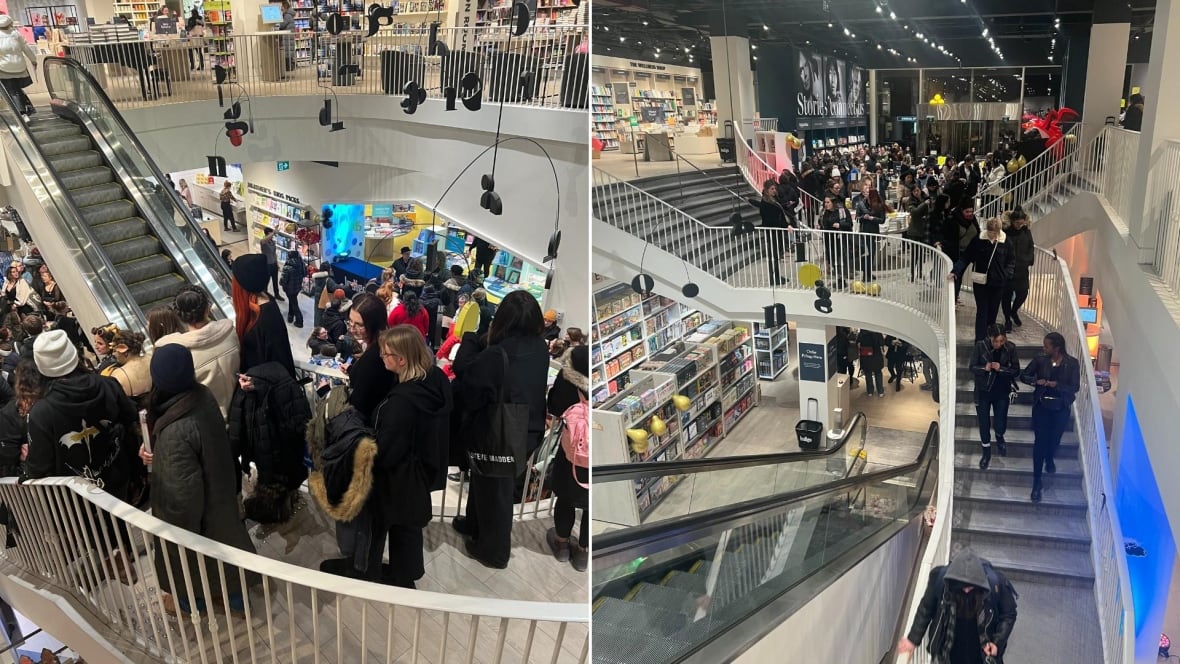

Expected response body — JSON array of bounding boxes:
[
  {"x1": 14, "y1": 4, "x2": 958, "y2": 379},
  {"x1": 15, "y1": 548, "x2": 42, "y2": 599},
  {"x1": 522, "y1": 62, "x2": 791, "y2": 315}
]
[{"x1": 157, "y1": 319, "x2": 239, "y2": 418}]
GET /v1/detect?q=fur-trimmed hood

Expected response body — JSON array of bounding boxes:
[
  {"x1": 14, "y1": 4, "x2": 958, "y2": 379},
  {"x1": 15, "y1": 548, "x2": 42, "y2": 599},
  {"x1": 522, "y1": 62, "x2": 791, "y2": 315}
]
[{"x1": 560, "y1": 346, "x2": 588, "y2": 394}]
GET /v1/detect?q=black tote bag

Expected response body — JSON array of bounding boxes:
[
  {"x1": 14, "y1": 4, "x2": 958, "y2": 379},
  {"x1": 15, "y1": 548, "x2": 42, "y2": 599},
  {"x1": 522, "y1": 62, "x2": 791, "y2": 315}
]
[{"x1": 467, "y1": 346, "x2": 530, "y2": 478}]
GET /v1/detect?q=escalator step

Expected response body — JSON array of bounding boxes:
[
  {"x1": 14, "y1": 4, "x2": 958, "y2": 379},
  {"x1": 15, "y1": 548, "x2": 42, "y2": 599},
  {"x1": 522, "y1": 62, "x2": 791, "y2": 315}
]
[
  {"x1": 592, "y1": 625, "x2": 692, "y2": 664},
  {"x1": 592, "y1": 597, "x2": 689, "y2": 634},
  {"x1": 80, "y1": 200, "x2": 138, "y2": 227},
  {"x1": 59, "y1": 166, "x2": 115, "y2": 191},
  {"x1": 91, "y1": 218, "x2": 149, "y2": 246},
  {"x1": 47, "y1": 150, "x2": 105, "y2": 173},
  {"x1": 38, "y1": 135, "x2": 94, "y2": 157},
  {"x1": 126, "y1": 273, "x2": 184, "y2": 307},
  {"x1": 103, "y1": 236, "x2": 162, "y2": 264},
  {"x1": 139, "y1": 296, "x2": 179, "y2": 314},
  {"x1": 70, "y1": 182, "x2": 127, "y2": 208},
  {"x1": 28, "y1": 123, "x2": 83, "y2": 141},
  {"x1": 114, "y1": 254, "x2": 175, "y2": 286},
  {"x1": 664, "y1": 572, "x2": 707, "y2": 595},
  {"x1": 630, "y1": 583, "x2": 697, "y2": 615}
]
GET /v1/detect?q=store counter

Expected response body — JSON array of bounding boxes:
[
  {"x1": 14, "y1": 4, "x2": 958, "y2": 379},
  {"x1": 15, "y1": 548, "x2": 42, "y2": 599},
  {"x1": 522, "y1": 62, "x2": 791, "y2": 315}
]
[
  {"x1": 674, "y1": 133, "x2": 717, "y2": 156},
  {"x1": 151, "y1": 37, "x2": 205, "y2": 83},
  {"x1": 191, "y1": 182, "x2": 245, "y2": 228},
  {"x1": 364, "y1": 228, "x2": 411, "y2": 265},
  {"x1": 259, "y1": 31, "x2": 294, "y2": 82}
]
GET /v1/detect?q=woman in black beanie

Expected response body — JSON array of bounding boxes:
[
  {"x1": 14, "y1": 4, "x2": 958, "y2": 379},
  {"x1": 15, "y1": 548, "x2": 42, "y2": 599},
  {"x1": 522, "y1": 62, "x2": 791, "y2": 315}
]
[
  {"x1": 232, "y1": 254, "x2": 294, "y2": 378},
  {"x1": 545, "y1": 345, "x2": 589, "y2": 572}
]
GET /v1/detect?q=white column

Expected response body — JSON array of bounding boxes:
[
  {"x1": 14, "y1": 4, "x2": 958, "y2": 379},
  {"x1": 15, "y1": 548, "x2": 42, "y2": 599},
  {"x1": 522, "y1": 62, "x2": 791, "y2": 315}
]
[
  {"x1": 1081, "y1": 23, "x2": 1130, "y2": 127},
  {"x1": 709, "y1": 36, "x2": 756, "y2": 134},
  {"x1": 794, "y1": 324, "x2": 842, "y2": 439},
  {"x1": 1128, "y1": 0, "x2": 1180, "y2": 259},
  {"x1": 869, "y1": 69, "x2": 879, "y2": 146}
]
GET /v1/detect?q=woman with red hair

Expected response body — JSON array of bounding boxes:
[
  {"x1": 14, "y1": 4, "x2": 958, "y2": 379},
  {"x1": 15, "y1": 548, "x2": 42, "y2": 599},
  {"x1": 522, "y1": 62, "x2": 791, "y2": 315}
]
[{"x1": 232, "y1": 254, "x2": 294, "y2": 378}]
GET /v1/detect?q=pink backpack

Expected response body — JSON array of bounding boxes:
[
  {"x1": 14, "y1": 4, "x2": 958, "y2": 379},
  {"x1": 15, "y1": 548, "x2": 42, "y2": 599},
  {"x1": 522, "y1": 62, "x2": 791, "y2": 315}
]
[{"x1": 561, "y1": 393, "x2": 589, "y2": 489}]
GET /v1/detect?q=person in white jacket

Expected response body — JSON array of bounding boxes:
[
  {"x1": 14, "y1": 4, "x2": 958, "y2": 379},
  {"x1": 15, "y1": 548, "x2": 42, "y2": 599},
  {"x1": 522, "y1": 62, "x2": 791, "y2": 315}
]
[
  {"x1": 0, "y1": 16, "x2": 38, "y2": 117},
  {"x1": 156, "y1": 285, "x2": 239, "y2": 417}
]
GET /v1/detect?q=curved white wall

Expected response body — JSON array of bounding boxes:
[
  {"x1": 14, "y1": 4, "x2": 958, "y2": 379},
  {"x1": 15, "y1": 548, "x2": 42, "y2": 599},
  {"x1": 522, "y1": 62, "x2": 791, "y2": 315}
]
[{"x1": 120, "y1": 97, "x2": 589, "y2": 328}]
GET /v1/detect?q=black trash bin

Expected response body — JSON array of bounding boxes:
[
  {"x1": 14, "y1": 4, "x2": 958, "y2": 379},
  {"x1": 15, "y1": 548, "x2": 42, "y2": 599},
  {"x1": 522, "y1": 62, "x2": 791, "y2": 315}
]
[{"x1": 795, "y1": 398, "x2": 824, "y2": 450}]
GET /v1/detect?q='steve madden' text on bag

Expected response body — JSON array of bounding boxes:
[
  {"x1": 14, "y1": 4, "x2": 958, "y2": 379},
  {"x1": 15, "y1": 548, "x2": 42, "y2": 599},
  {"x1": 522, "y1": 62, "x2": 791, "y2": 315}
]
[{"x1": 467, "y1": 346, "x2": 529, "y2": 478}]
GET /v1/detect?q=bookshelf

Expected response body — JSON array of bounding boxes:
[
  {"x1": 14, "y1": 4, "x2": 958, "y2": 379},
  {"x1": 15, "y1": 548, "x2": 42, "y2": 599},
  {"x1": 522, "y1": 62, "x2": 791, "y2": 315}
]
[
  {"x1": 203, "y1": 0, "x2": 235, "y2": 80},
  {"x1": 476, "y1": 0, "x2": 580, "y2": 27},
  {"x1": 246, "y1": 184, "x2": 319, "y2": 267},
  {"x1": 754, "y1": 325, "x2": 789, "y2": 380},
  {"x1": 591, "y1": 85, "x2": 619, "y2": 150},
  {"x1": 592, "y1": 322, "x2": 757, "y2": 526},
  {"x1": 113, "y1": 0, "x2": 161, "y2": 29}
]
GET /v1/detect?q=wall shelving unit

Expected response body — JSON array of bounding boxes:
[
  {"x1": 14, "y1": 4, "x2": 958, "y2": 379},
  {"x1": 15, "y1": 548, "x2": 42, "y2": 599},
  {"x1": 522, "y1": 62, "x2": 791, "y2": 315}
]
[
  {"x1": 754, "y1": 325, "x2": 789, "y2": 380},
  {"x1": 591, "y1": 85, "x2": 619, "y2": 150},
  {"x1": 112, "y1": 0, "x2": 161, "y2": 30}
]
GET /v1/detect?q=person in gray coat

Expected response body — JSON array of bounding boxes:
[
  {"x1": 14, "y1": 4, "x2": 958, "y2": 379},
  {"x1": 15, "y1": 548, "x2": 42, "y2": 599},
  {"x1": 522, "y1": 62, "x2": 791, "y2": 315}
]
[{"x1": 141, "y1": 344, "x2": 257, "y2": 615}]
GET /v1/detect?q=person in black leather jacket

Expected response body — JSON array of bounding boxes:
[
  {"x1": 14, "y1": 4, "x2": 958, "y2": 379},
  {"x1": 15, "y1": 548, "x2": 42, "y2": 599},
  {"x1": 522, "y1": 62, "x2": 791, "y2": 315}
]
[
  {"x1": 970, "y1": 325, "x2": 1022, "y2": 470},
  {"x1": 1020, "y1": 332, "x2": 1080, "y2": 502},
  {"x1": 1001, "y1": 210, "x2": 1035, "y2": 332},
  {"x1": 899, "y1": 548, "x2": 1018, "y2": 664},
  {"x1": 951, "y1": 217, "x2": 1014, "y2": 342},
  {"x1": 758, "y1": 180, "x2": 792, "y2": 286}
]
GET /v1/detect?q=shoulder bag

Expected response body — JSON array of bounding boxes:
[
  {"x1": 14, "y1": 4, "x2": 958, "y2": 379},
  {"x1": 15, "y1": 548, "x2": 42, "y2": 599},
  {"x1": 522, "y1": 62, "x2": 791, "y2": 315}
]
[
  {"x1": 1036, "y1": 357, "x2": 1068, "y2": 412},
  {"x1": 467, "y1": 346, "x2": 530, "y2": 478},
  {"x1": 970, "y1": 241, "x2": 999, "y2": 286}
]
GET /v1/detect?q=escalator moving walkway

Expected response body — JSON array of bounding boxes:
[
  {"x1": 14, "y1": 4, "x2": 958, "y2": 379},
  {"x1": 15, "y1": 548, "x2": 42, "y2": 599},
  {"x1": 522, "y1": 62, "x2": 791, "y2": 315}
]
[{"x1": 26, "y1": 110, "x2": 185, "y2": 313}]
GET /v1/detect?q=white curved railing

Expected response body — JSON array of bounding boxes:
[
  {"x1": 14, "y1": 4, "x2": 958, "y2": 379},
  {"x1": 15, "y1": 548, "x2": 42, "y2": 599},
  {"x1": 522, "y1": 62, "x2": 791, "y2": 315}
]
[
  {"x1": 977, "y1": 124, "x2": 1088, "y2": 222},
  {"x1": 1096, "y1": 128, "x2": 1141, "y2": 226},
  {"x1": 731, "y1": 123, "x2": 823, "y2": 225},
  {"x1": 63, "y1": 23, "x2": 588, "y2": 111},
  {"x1": 0, "y1": 477, "x2": 587, "y2": 663},
  {"x1": 752, "y1": 118, "x2": 778, "y2": 132},
  {"x1": 1147, "y1": 139, "x2": 1180, "y2": 294}
]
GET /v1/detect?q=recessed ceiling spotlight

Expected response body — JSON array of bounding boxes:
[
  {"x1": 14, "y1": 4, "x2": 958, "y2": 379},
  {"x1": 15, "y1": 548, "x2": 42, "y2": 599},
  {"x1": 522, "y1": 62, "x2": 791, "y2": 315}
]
[
  {"x1": 753, "y1": 55, "x2": 758, "y2": 60},
  {"x1": 876, "y1": 5, "x2": 882, "y2": 13},
  {"x1": 763, "y1": 24, "x2": 769, "y2": 31},
  {"x1": 603, "y1": 26, "x2": 609, "y2": 31},
  {"x1": 828, "y1": 22, "x2": 833, "y2": 28},
  {"x1": 878, "y1": 43, "x2": 883, "y2": 49},
  {"x1": 642, "y1": 20, "x2": 648, "y2": 25},
  {"x1": 890, "y1": 11, "x2": 896, "y2": 19},
  {"x1": 684, "y1": 47, "x2": 690, "y2": 52},
  {"x1": 619, "y1": 36, "x2": 625, "y2": 42},
  {"x1": 850, "y1": 32, "x2": 856, "y2": 38},
  {"x1": 916, "y1": 32, "x2": 923, "y2": 39},
  {"x1": 843, "y1": 27, "x2": 850, "y2": 35},
  {"x1": 752, "y1": 44, "x2": 758, "y2": 50},
  {"x1": 982, "y1": 28, "x2": 988, "y2": 37}
]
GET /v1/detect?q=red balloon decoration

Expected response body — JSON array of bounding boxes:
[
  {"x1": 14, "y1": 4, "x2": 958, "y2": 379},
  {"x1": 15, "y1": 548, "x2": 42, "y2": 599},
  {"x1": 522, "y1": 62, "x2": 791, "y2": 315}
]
[{"x1": 1022, "y1": 107, "x2": 1080, "y2": 159}]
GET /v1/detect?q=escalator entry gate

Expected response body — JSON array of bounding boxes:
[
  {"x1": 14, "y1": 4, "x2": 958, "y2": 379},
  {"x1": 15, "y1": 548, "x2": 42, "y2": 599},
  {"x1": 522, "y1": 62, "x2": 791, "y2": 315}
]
[{"x1": 796, "y1": 397, "x2": 824, "y2": 450}]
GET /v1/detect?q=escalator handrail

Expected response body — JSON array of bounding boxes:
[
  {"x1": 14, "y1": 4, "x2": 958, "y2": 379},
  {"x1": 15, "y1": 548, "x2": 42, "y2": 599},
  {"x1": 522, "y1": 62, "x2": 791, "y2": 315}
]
[
  {"x1": 0, "y1": 75, "x2": 146, "y2": 333},
  {"x1": 593, "y1": 411, "x2": 869, "y2": 483},
  {"x1": 594, "y1": 420, "x2": 938, "y2": 569},
  {"x1": 42, "y1": 57, "x2": 234, "y2": 297}
]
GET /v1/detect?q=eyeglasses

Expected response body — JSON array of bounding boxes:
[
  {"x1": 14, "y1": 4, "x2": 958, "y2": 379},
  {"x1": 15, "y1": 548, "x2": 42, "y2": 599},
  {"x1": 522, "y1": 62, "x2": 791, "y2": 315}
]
[{"x1": 347, "y1": 319, "x2": 364, "y2": 329}]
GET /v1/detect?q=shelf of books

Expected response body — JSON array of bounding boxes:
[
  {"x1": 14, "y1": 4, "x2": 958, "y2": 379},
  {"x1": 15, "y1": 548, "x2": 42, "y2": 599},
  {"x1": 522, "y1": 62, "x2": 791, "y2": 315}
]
[
  {"x1": 590, "y1": 280, "x2": 710, "y2": 404},
  {"x1": 203, "y1": 0, "x2": 235, "y2": 80},
  {"x1": 476, "y1": 0, "x2": 580, "y2": 27},
  {"x1": 754, "y1": 324, "x2": 789, "y2": 380},
  {"x1": 592, "y1": 321, "x2": 758, "y2": 527},
  {"x1": 113, "y1": 0, "x2": 161, "y2": 29},
  {"x1": 246, "y1": 183, "x2": 319, "y2": 266},
  {"x1": 591, "y1": 86, "x2": 619, "y2": 150},
  {"x1": 632, "y1": 89, "x2": 680, "y2": 114}
]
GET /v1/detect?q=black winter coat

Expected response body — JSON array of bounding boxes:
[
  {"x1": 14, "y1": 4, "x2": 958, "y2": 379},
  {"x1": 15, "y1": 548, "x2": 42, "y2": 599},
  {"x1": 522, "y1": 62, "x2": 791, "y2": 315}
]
[
  {"x1": 758, "y1": 199, "x2": 790, "y2": 229},
  {"x1": 228, "y1": 361, "x2": 311, "y2": 489},
  {"x1": 943, "y1": 210, "x2": 980, "y2": 261},
  {"x1": 240, "y1": 300, "x2": 295, "y2": 378},
  {"x1": 857, "y1": 330, "x2": 886, "y2": 372},
  {"x1": 347, "y1": 344, "x2": 397, "y2": 423},
  {"x1": 969, "y1": 339, "x2": 1021, "y2": 395},
  {"x1": 25, "y1": 371, "x2": 139, "y2": 501},
  {"x1": 954, "y1": 234, "x2": 1015, "y2": 289},
  {"x1": 150, "y1": 386, "x2": 257, "y2": 599},
  {"x1": 1020, "y1": 353, "x2": 1081, "y2": 409},
  {"x1": 322, "y1": 305, "x2": 349, "y2": 345},
  {"x1": 452, "y1": 333, "x2": 549, "y2": 463},
  {"x1": 279, "y1": 253, "x2": 306, "y2": 296},
  {"x1": 1004, "y1": 225, "x2": 1035, "y2": 287},
  {"x1": 907, "y1": 550, "x2": 1017, "y2": 664},
  {"x1": 0, "y1": 402, "x2": 24, "y2": 477},
  {"x1": 372, "y1": 366, "x2": 452, "y2": 515}
]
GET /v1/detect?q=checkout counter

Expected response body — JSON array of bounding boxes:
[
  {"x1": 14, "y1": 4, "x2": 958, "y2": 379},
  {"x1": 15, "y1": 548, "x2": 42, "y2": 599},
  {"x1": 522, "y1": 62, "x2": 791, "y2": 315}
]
[{"x1": 619, "y1": 126, "x2": 721, "y2": 160}]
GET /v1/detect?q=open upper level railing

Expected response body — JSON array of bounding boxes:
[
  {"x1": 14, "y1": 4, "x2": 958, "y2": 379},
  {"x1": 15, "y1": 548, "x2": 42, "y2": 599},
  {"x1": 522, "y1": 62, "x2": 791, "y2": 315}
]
[{"x1": 62, "y1": 24, "x2": 588, "y2": 111}]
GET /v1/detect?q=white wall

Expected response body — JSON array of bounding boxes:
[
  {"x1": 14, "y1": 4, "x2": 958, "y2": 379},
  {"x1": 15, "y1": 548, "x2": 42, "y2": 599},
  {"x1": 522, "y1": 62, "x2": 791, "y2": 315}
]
[
  {"x1": 121, "y1": 97, "x2": 589, "y2": 329},
  {"x1": 240, "y1": 160, "x2": 418, "y2": 210}
]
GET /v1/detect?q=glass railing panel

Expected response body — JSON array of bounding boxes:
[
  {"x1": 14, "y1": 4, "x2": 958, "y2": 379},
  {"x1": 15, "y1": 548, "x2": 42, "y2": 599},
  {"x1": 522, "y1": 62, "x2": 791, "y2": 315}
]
[{"x1": 42, "y1": 57, "x2": 233, "y2": 319}]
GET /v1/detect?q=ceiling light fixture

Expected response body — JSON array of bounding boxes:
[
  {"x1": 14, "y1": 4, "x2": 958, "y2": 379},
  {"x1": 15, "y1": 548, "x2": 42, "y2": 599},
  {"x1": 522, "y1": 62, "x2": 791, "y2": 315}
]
[
  {"x1": 828, "y1": 22, "x2": 833, "y2": 28},
  {"x1": 982, "y1": 28, "x2": 988, "y2": 37},
  {"x1": 843, "y1": 27, "x2": 850, "y2": 35},
  {"x1": 619, "y1": 36, "x2": 625, "y2": 42},
  {"x1": 876, "y1": 5, "x2": 882, "y2": 13},
  {"x1": 890, "y1": 11, "x2": 896, "y2": 19},
  {"x1": 763, "y1": 24, "x2": 769, "y2": 31}
]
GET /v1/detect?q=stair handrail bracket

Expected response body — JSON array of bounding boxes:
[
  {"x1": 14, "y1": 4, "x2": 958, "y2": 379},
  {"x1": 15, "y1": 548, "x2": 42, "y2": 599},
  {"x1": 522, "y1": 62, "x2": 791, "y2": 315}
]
[{"x1": 0, "y1": 477, "x2": 587, "y2": 662}]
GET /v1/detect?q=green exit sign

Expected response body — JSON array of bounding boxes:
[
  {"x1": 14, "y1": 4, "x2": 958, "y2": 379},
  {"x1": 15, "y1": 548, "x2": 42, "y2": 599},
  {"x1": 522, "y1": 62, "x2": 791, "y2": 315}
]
[
  {"x1": 277, "y1": 161, "x2": 290, "y2": 171},
  {"x1": 629, "y1": 116, "x2": 639, "y2": 127}
]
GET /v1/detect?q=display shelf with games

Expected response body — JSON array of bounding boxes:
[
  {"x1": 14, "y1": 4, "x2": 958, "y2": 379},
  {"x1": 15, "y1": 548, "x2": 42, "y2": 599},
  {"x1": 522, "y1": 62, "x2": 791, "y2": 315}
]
[
  {"x1": 754, "y1": 324, "x2": 789, "y2": 380},
  {"x1": 591, "y1": 85, "x2": 619, "y2": 150},
  {"x1": 592, "y1": 321, "x2": 759, "y2": 527}
]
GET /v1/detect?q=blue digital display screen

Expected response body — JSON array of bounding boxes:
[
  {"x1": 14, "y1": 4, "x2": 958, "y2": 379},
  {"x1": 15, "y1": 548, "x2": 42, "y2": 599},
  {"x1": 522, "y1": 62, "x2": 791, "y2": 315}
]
[
  {"x1": 260, "y1": 4, "x2": 284, "y2": 24},
  {"x1": 1080, "y1": 307, "x2": 1098, "y2": 324}
]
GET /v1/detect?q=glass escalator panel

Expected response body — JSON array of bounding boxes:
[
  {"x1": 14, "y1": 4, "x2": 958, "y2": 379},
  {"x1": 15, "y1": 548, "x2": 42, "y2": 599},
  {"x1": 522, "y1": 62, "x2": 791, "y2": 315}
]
[{"x1": 592, "y1": 421, "x2": 938, "y2": 664}]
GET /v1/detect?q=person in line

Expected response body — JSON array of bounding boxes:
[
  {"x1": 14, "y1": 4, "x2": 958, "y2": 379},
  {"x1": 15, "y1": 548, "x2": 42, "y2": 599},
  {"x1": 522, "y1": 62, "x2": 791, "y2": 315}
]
[
  {"x1": 2, "y1": 315, "x2": 41, "y2": 385},
  {"x1": 100, "y1": 328, "x2": 152, "y2": 408},
  {"x1": 279, "y1": 246, "x2": 305, "y2": 327},
  {"x1": 897, "y1": 548, "x2": 1017, "y2": 664},
  {"x1": 157, "y1": 285, "x2": 240, "y2": 418},
  {"x1": 951, "y1": 217, "x2": 1013, "y2": 342},
  {"x1": 0, "y1": 15, "x2": 38, "y2": 117},
  {"x1": 565, "y1": 328, "x2": 585, "y2": 347},
  {"x1": 452, "y1": 291, "x2": 549, "y2": 569},
  {"x1": 25, "y1": 330, "x2": 140, "y2": 579},
  {"x1": 1020, "y1": 332, "x2": 1079, "y2": 502},
  {"x1": 33, "y1": 265, "x2": 61, "y2": 317},
  {"x1": 391, "y1": 247, "x2": 413, "y2": 281},
  {"x1": 1123, "y1": 93, "x2": 1145, "y2": 132},
  {"x1": 904, "y1": 185, "x2": 940, "y2": 283},
  {"x1": 344, "y1": 292, "x2": 395, "y2": 420},
  {"x1": 321, "y1": 288, "x2": 351, "y2": 345},
  {"x1": 819, "y1": 195, "x2": 854, "y2": 289},
  {"x1": 545, "y1": 345, "x2": 589, "y2": 572},
  {"x1": 758, "y1": 179, "x2": 792, "y2": 286},
  {"x1": 2, "y1": 262, "x2": 34, "y2": 317},
  {"x1": 539, "y1": 309, "x2": 561, "y2": 343},
  {"x1": 184, "y1": 9, "x2": 204, "y2": 71},
  {"x1": 219, "y1": 181, "x2": 239, "y2": 232},
  {"x1": 944, "y1": 201, "x2": 981, "y2": 307},
  {"x1": 90, "y1": 323, "x2": 118, "y2": 374},
  {"x1": 970, "y1": 325, "x2": 1021, "y2": 470},
  {"x1": 232, "y1": 254, "x2": 295, "y2": 377},
  {"x1": 1001, "y1": 210, "x2": 1035, "y2": 332},
  {"x1": 306, "y1": 326, "x2": 330, "y2": 357},
  {"x1": 471, "y1": 237, "x2": 495, "y2": 278},
  {"x1": 387, "y1": 290, "x2": 428, "y2": 339},
  {"x1": 857, "y1": 329, "x2": 886, "y2": 398},
  {"x1": 146, "y1": 306, "x2": 185, "y2": 344},
  {"x1": 139, "y1": 344, "x2": 256, "y2": 615},
  {"x1": 398, "y1": 258, "x2": 427, "y2": 300},
  {"x1": 259, "y1": 227, "x2": 284, "y2": 302},
  {"x1": 311, "y1": 262, "x2": 338, "y2": 328},
  {"x1": 857, "y1": 189, "x2": 889, "y2": 282},
  {"x1": 221, "y1": 249, "x2": 233, "y2": 267},
  {"x1": 885, "y1": 335, "x2": 911, "y2": 392}
]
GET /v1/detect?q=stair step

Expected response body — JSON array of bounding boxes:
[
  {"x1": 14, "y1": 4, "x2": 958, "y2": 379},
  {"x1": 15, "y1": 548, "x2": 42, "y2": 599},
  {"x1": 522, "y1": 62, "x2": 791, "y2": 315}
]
[
  {"x1": 955, "y1": 402, "x2": 1074, "y2": 429},
  {"x1": 69, "y1": 182, "x2": 127, "y2": 208},
  {"x1": 953, "y1": 503, "x2": 1090, "y2": 545},
  {"x1": 954, "y1": 540, "x2": 1094, "y2": 586},
  {"x1": 103, "y1": 236, "x2": 163, "y2": 264},
  {"x1": 37, "y1": 135, "x2": 93, "y2": 156},
  {"x1": 58, "y1": 166, "x2": 115, "y2": 191},
  {"x1": 954, "y1": 425, "x2": 1078, "y2": 446},
  {"x1": 47, "y1": 150, "x2": 104, "y2": 173},
  {"x1": 955, "y1": 473, "x2": 1087, "y2": 510},
  {"x1": 114, "y1": 254, "x2": 175, "y2": 286},
  {"x1": 79, "y1": 200, "x2": 138, "y2": 227},
  {"x1": 953, "y1": 451, "x2": 1082, "y2": 479},
  {"x1": 998, "y1": 579, "x2": 1103, "y2": 660},
  {"x1": 90, "y1": 217, "x2": 149, "y2": 245},
  {"x1": 955, "y1": 385, "x2": 1037, "y2": 405},
  {"x1": 125, "y1": 273, "x2": 184, "y2": 307},
  {"x1": 27, "y1": 123, "x2": 83, "y2": 141}
]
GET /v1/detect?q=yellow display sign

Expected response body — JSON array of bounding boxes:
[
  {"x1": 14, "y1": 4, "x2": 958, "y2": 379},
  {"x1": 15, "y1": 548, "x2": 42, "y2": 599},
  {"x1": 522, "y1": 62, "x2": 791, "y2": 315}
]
[
  {"x1": 937, "y1": 156, "x2": 947, "y2": 167},
  {"x1": 1132, "y1": 86, "x2": 1141, "y2": 95},
  {"x1": 929, "y1": 93, "x2": 946, "y2": 105}
]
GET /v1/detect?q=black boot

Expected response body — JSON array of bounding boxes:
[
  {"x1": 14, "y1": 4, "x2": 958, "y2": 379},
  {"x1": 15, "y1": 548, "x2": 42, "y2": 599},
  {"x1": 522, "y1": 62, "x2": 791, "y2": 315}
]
[
  {"x1": 1031, "y1": 481, "x2": 1043, "y2": 502},
  {"x1": 1045, "y1": 457, "x2": 1056, "y2": 474},
  {"x1": 979, "y1": 445, "x2": 991, "y2": 470},
  {"x1": 1012, "y1": 313, "x2": 1023, "y2": 327},
  {"x1": 996, "y1": 435, "x2": 1007, "y2": 457}
]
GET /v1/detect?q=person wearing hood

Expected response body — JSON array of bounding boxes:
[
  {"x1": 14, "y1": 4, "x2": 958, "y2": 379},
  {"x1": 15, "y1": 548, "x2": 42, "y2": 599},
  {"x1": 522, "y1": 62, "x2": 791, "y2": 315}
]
[
  {"x1": 1123, "y1": 93, "x2": 1144, "y2": 132},
  {"x1": 545, "y1": 345, "x2": 589, "y2": 572},
  {"x1": 321, "y1": 325, "x2": 451, "y2": 586},
  {"x1": 943, "y1": 201, "x2": 982, "y2": 306},
  {"x1": 1001, "y1": 210, "x2": 1035, "y2": 332},
  {"x1": 898, "y1": 548, "x2": 1017, "y2": 663},
  {"x1": 398, "y1": 258, "x2": 426, "y2": 300},
  {"x1": 138, "y1": 345, "x2": 256, "y2": 615},
  {"x1": 452, "y1": 290, "x2": 549, "y2": 569},
  {"x1": 156, "y1": 285, "x2": 240, "y2": 417},
  {"x1": 232, "y1": 254, "x2": 294, "y2": 378},
  {"x1": 951, "y1": 217, "x2": 1014, "y2": 342}
]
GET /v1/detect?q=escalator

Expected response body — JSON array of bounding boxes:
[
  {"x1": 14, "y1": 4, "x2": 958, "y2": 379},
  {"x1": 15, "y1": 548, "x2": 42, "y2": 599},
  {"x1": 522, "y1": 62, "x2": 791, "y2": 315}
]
[
  {"x1": 0, "y1": 56, "x2": 232, "y2": 332},
  {"x1": 592, "y1": 420, "x2": 938, "y2": 663}
]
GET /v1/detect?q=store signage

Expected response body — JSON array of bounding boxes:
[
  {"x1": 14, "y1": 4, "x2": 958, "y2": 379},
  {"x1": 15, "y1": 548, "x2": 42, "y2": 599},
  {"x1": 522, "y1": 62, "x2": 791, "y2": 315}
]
[
  {"x1": 247, "y1": 182, "x2": 301, "y2": 205},
  {"x1": 630, "y1": 61, "x2": 667, "y2": 72},
  {"x1": 629, "y1": 116, "x2": 639, "y2": 127},
  {"x1": 794, "y1": 48, "x2": 867, "y2": 131},
  {"x1": 682, "y1": 88, "x2": 696, "y2": 106},
  {"x1": 826, "y1": 336, "x2": 839, "y2": 379},
  {"x1": 799, "y1": 343, "x2": 827, "y2": 383},
  {"x1": 277, "y1": 161, "x2": 290, "y2": 172},
  {"x1": 897, "y1": 116, "x2": 917, "y2": 122}
]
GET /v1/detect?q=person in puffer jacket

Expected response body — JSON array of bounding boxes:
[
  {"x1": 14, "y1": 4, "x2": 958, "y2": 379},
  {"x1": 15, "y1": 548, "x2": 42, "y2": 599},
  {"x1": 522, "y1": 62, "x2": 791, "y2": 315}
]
[
  {"x1": 0, "y1": 16, "x2": 38, "y2": 117},
  {"x1": 228, "y1": 361, "x2": 311, "y2": 523},
  {"x1": 156, "y1": 285, "x2": 239, "y2": 418}
]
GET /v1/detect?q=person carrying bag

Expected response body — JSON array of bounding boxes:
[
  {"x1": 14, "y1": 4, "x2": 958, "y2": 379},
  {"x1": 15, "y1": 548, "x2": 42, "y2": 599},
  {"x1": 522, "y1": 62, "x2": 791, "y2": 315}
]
[{"x1": 467, "y1": 346, "x2": 529, "y2": 478}]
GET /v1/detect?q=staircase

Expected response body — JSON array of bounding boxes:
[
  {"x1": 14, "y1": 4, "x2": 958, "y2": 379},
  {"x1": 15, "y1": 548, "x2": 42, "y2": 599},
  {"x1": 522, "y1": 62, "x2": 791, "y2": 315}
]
[
  {"x1": 26, "y1": 110, "x2": 186, "y2": 313},
  {"x1": 949, "y1": 306, "x2": 1103, "y2": 662},
  {"x1": 629, "y1": 167, "x2": 758, "y2": 227}
]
